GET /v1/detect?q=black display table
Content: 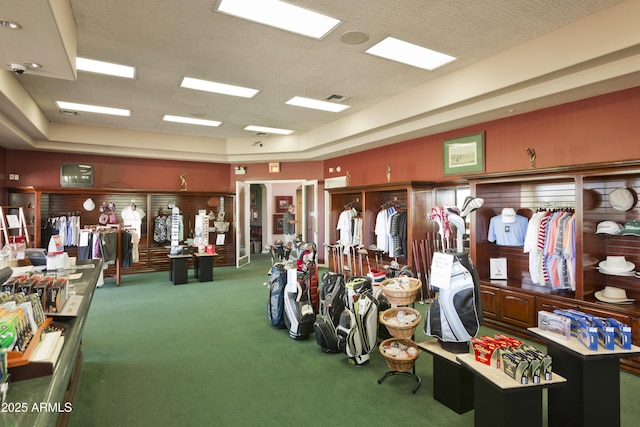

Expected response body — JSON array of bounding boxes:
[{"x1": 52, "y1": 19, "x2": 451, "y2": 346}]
[
  {"x1": 418, "y1": 340, "x2": 473, "y2": 414},
  {"x1": 528, "y1": 327, "x2": 640, "y2": 427},
  {"x1": 167, "y1": 254, "x2": 191, "y2": 285},
  {"x1": 456, "y1": 353, "x2": 566, "y2": 427},
  {"x1": 192, "y1": 253, "x2": 216, "y2": 282}
]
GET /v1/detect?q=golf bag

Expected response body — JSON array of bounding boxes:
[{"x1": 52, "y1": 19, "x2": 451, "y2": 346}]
[
  {"x1": 313, "y1": 271, "x2": 346, "y2": 353},
  {"x1": 424, "y1": 252, "x2": 483, "y2": 353},
  {"x1": 270, "y1": 240, "x2": 291, "y2": 262},
  {"x1": 336, "y1": 276, "x2": 379, "y2": 365},
  {"x1": 297, "y1": 243, "x2": 320, "y2": 313},
  {"x1": 267, "y1": 263, "x2": 288, "y2": 329},
  {"x1": 284, "y1": 263, "x2": 315, "y2": 340}
]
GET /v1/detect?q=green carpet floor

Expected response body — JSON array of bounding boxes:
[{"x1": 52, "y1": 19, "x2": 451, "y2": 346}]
[{"x1": 68, "y1": 254, "x2": 640, "y2": 427}]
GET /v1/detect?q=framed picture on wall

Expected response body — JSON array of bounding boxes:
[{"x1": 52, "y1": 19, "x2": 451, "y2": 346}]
[
  {"x1": 443, "y1": 132, "x2": 485, "y2": 175},
  {"x1": 275, "y1": 196, "x2": 292, "y2": 213},
  {"x1": 250, "y1": 190, "x2": 257, "y2": 206},
  {"x1": 273, "y1": 214, "x2": 284, "y2": 233},
  {"x1": 250, "y1": 208, "x2": 258, "y2": 222}
]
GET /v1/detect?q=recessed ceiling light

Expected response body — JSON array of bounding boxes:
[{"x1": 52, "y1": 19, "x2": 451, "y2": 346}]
[
  {"x1": 365, "y1": 36, "x2": 456, "y2": 70},
  {"x1": 56, "y1": 101, "x2": 130, "y2": 117},
  {"x1": 244, "y1": 125, "x2": 294, "y2": 135},
  {"x1": 23, "y1": 62, "x2": 41, "y2": 69},
  {"x1": 180, "y1": 77, "x2": 259, "y2": 98},
  {"x1": 76, "y1": 57, "x2": 136, "y2": 78},
  {"x1": 163, "y1": 115, "x2": 221, "y2": 127},
  {"x1": 216, "y1": 0, "x2": 341, "y2": 39},
  {"x1": 0, "y1": 19, "x2": 21, "y2": 30},
  {"x1": 286, "y1": 96, "x2": 350, "y2": 113}
]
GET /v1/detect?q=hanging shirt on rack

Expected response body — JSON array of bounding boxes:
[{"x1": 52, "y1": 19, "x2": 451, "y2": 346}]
[
  {"x1": 375, "y1": 209, "x2": 388, "y2": 253},
  {"x1": 337, "y1": 209, "x2": 353, "y2": 253}
]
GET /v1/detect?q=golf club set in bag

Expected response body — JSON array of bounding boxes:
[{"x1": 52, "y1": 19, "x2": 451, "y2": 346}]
[{"x1": 267, "y1": 240, "x2": 319, "y2": 339}]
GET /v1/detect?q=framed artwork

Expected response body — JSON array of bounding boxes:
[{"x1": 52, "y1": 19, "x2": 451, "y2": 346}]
[
  {"x1": 273, "y1": 214, "x2": 284, "y2": 233},
  {"x1": 250, "y1": 190, "x2": 257, "y2": 206},
  {"x1": 269, "y1": 162, "x2": 280, "y2": 173},
  {"x1": 250, "y1": 208, "x2": 259, "y2": 222},
  {"x1": 443, "y1": 132, "x2": 485, "y2": 175},
  {"x1": 275, "y1": 196, "x2": 293, "y2": 213}
]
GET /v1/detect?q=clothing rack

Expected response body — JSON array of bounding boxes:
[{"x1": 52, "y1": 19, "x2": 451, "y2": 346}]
[{"x1": 84, "y1": 223, "x2": 123, "y2": 286}]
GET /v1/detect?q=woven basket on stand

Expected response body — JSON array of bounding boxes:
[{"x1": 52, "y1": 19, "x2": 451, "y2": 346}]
[
  {"x1": 379, "y1": 307, "x2": 422, "y2": 339},
  {"x1": 380, "y1": 277, "x2": 422, "y2": 305},
  {"x1": 379, "y1": 338, "x2": 421, "y2": 372}
]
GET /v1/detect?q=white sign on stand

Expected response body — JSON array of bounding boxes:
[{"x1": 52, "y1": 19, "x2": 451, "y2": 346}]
[{"x1": 430, "y1": 252, "x2": 454, "y2": 290}]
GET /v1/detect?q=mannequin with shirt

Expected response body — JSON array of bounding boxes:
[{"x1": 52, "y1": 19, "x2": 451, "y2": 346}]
[
  {"x1": 121, "y1": 200, "x2": 146, "y2": 238},
  {"x1": 488, "y1": 207, "x2": 528, "y2": 246}
]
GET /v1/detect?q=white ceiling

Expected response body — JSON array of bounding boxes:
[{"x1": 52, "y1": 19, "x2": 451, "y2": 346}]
[{"x1": 1, "y1": 0, "x2": 640, "y2": 164}]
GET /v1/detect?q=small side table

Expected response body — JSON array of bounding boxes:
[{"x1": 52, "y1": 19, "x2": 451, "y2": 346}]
[
  {"x1": 418, "y1": 340, "x2": 474, "y2": 414},
  {"x1": 457, "y1": 353, "x2": 566, "y2": 427},
  {"x1": 193, "y1": 253, "x2": 216, "y2": 282},
  {"x1": 167, "y1": 254, "x2": 191, "y2": 285}
]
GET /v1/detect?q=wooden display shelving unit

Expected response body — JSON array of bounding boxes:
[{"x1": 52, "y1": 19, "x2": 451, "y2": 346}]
[
  {"x1": 5, "y1": 186, "x2": 236, "y2": 274},
  {"x1": 467, "y1": 161, "x2": 640, "y2": 375}
]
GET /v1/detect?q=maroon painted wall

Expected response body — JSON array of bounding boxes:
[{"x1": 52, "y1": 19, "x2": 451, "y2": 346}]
[
  {"x1": 324, "y1": 86, "x2": 640, "y2": 185},
  {"x1": 5, "y1": 151, "x2": 232, "y2": 192}
]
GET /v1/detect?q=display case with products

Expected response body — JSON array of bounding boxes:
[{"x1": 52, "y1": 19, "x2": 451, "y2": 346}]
[
  {"x1": 5, "y1": 187, "x2": 236, "y2": 274},
  {"x1": 468, "y1": 161, "x2": 640, "y2": 374}
]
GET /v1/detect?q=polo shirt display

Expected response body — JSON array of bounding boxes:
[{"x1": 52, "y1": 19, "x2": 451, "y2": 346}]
[{"x1": 487, "y1": 208, "x2": 528, "y2": 246}]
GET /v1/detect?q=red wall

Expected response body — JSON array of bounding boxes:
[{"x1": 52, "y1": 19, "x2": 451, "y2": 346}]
[
  {"x1": 324, "y1": 86, "x2": 640, "y2": 185},
  {"x1": 5, "y1": 151, "x2": 232, "y2": 192}
]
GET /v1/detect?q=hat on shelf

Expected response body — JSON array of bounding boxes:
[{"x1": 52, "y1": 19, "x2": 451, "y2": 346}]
[
  {"x1": 595, "y1": 220, "x2": 623, "y2": 235},
  {"x1": 594, "y1": 286, "x2": 635, "y2": 304},
  {"x1": 501, "y1": 207, "x2": 516, "y2": 223},
  {"x1": 598, "y1": 256, "x2": 635, "y2": 273},
  {"x1": 621, "y1": 220, "x2": 640, "y2": 237},
  {"x1": 83, "y1": 198, "x2": 95, "y2": 211},
  {"x1": 608, "y1": 187, "x2": 636, "y2": 211}
]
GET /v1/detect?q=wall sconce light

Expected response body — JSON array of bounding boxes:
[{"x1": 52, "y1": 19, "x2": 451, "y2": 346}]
[{"x1": 234, "y1": 166, "x2": 247, "y2": 175}]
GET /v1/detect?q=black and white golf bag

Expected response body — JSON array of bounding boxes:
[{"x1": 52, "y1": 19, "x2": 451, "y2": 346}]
[
  {"x1": 284, "y1": 266, "x2": 315, "y2": 340},
  {"x1": 336, "y1": 276, "x2": 379, "y2": 365},
  {"x1": 424, "y1": 252, "x2": 483, "y2": 353},
  {"x1": 267, "y1": 263, "x2": 288, "y2": 329},
  {"x1": 313, "y1": 271, "x2": 346, "y2": 353}
]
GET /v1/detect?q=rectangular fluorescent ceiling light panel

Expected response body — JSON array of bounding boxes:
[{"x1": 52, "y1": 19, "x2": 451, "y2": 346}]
[
  {"x1": 217, "y1": 0, "x2": 341, "y2": 39},
  {"x1": 286, "y1": 96, "x2": 349, "y2": 113},
  {"x1": 76, "y1": 57, "x2": 136, "y2": 78},
  {"x1": 56, "y1": 101, "x2": 130, "y2": 116},
  {"x1": 244, "y1": 125, "x2": 294, "y2": 135},
  {"x1": 163, "y1": 115, "x2": 221, "y2": 127},
  {"x1": 365, "y1": 37, "x2": 456, "y2": 70},
  {"x1": 181, "y1": 77, "x2": 259, "y2": 98}
]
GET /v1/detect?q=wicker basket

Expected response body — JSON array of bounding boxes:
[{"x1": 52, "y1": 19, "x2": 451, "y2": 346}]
[
  {"x1": 379, "y1": 307, "x2": 422, "y2": 339},
  {"x1": 379, "y1": 338, "x2": 421, "y2": 372},
  {"x1": 380, "y1": 277, "x2": 422, "y2": 305}
]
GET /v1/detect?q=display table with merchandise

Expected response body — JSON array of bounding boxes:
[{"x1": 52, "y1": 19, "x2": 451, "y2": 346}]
[
  {"x1": 192, "y1": 252, "x2": 217, "y2": 282},
  {"x1": 167, "y1": 254, "x2": 191, "y2": 285},
  {"x1": 418, "y1": 340, "x2": 474, "y2": 414},
  {"x1": 528, "y1": 327, "x2": 640, "y2": 427},
  {"x1": 0, "y1": 259, "x2": 103, "y2": 427},
  {"x1": 456, "y1": 353, "x2": 566, "y2": 427}
]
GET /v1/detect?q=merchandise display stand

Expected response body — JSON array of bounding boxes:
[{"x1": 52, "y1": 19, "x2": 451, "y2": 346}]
[
  {"x1": 528, "y1": 327, "x2": 640, "y2": 427},
  {"x1": 417, "y1": 340, "x2": 474, "y2": 414},
  {"x1": 456, "y1": 353, "x2": 566, "y2": 427},
  {"x1": 377, "y1": 283, "x2": 422, "y2": 394},
  {"x1": 168, "y1": 254, "x2": 191, "y2": 285},
  {"x1": 193, "y1": 252, "x2": 216, "y2": 282}
]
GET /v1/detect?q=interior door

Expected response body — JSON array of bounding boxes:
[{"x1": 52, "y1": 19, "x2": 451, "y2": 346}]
[
  {"x1": 301, "y1": 179, "x2": 318, "y2": 246},
  {"x1": 235, "y1": 180, "x2": 250, "y2": 267}
]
